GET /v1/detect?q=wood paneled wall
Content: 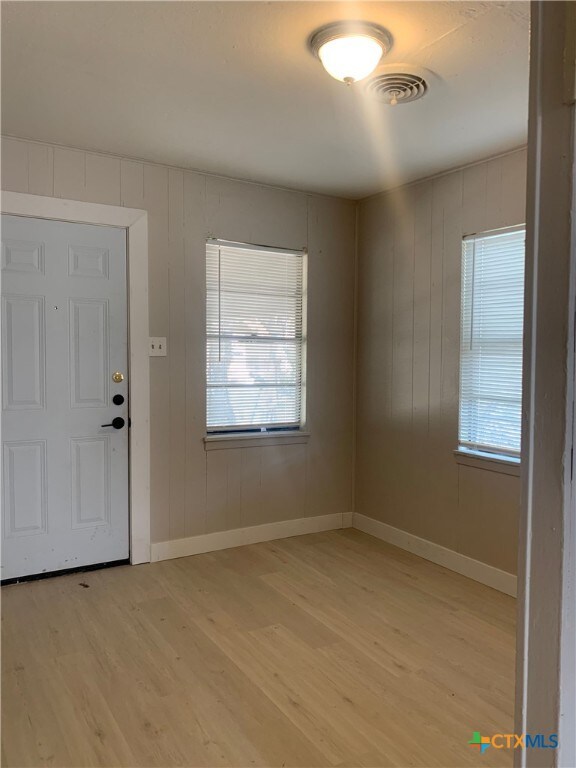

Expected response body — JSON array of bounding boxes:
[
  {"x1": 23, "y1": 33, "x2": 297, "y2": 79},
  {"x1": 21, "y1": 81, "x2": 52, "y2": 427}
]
[
  {"x1": 1, "y1": 136, "x2": 526, "y2": 571},
  {"x1": 1, "y1": 137, "x2": 356, "y2": 544},
  {"x1": 356, "y1": 149, "x2": 527, "y2": 575}
]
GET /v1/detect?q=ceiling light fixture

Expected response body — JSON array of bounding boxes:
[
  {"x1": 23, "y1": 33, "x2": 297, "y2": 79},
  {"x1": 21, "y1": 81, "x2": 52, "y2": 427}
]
[{"x1": 309, "y1": 21, "x2": 393, "y2": 85}]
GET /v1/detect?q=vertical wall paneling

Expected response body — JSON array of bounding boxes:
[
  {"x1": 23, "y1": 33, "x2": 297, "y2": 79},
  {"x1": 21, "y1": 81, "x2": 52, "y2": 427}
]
[
  {"x1": 239, "y1": 447, "x2": 263, "y2": 528},
  {"x1": 206, "y1": 449, "x2": 243, "y2": 533},
  {"x1": 438, "y1": 172, "x2": 463, "y2": 549},
  {"x1": 357, "y1": 149, "x2": 527, "y2": 574},
  {"x1": 183, "y1": 171, "x2": 208, "y2": 538},
  {"x1": 412, "y1": 184, "x2": 433, "y2": 532},
  {"x1": 390, "y1": 188, "x2": 416, "y2": 524},
  {"x1": 1, "y1": 137, "x2": 356, "y2": 545},
  {"x1": 120, "y1": 160, "x2": 145, "y2": 209},
  {"x1": 356, "y1": 196, "x2": 395, "y2": 519},
  {"x1": 53, "y1": 147, "x2": 86, "y2": 201},
  {"x1": 2, "y1": 136, "x2": 526, "y2": 570},
  {"x1": 500, "y1": 150, "x2": 527, "y2": 226},
  {"x1": 485, "y1": 157, "x2": 504, "y2": 229},
  {"x1": 27, "y1": 143, "x2": 54, "y2": 197},
  {"x1": 305, "y1": 195, "x2": 355, "y2": 520},
  {"x1": 412, "y1": 184, "x2": 432, "y2": 437},
  {"x1": 260, "y1": 444, "x2": 308, "y2": 524},
  {"x1": 462, "y1": 161, "x2": 488, "y2": 236},
  {"x1": 84, "y1": 153, "x2": 121, "y2": 206},
  {"x1": 391, "y1": 188, "x2": 415, "y2": 425},
  {"x1": 1, "y1": 137, "x2": 29, "y2": 192},
  {"x1": 167, "y1": 168, "x2": 187, "y2": 540},
  {"x1": 205, "y1": 176, "x2": 307, "y2": 250},
  {"x1": 142, "y1": 162, "x2": 171, "y2": 542}
]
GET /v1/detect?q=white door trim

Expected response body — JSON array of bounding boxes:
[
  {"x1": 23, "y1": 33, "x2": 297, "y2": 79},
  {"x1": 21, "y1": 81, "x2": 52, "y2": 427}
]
[
  {"x1": 515, "y1": 3, "x2": 576, "y2": 765},
  {"x1": 1, "y1": 191, "x2": 151, "y2": 565}
]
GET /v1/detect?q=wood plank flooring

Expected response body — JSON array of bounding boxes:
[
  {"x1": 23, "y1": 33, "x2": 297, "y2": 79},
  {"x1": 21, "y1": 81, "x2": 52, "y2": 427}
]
[{"x1": 1, "y1": 530, "x2": 516, "y2": 767}]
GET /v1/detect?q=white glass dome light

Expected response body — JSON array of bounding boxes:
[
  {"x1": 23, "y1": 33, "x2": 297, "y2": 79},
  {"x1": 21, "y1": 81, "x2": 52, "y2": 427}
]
[{"x1": 310, "y1": 22, "x2": 393, "y2": 85}]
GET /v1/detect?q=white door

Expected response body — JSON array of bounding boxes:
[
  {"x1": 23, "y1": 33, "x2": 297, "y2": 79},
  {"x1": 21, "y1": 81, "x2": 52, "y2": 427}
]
[{"x1": 1, "y1": 214, "x2": 129, "y2": 581}]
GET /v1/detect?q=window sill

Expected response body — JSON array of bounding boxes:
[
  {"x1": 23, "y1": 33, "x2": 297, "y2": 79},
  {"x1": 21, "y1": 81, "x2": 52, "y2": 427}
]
[
  {"x1": 454, "y1": 448, "x2": 521, "y2": 477},
  {"x1": 204, "y1": 431, "x2": 310, "y2": 451}
]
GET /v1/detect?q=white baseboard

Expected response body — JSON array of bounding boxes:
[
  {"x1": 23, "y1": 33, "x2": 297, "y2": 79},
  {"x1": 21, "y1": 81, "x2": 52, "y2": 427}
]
[
  {"x1": 150, "y1": 509, "x2": 515, "y2": 598},
  {"x1": 353, "y1": 513, "x2": 517, "y2": 597},
  {"x1": 151, "y1": 511, "x2": 353, "y2": 563}
]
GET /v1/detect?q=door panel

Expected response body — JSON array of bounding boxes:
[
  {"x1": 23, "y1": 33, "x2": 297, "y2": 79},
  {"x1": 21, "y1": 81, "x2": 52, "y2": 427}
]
[
  {"x1": 1, "y1": 214, "x2": 129, "y2": 580},
  {"x1": 69, "y1": 298, "x2": 109, "y2": 407},
  {"x1": 3, "y1": 440, "x2": 47, "y2": 537},
  {"x1": 2, "y1": 294, "x2": 46, "y2": 410},
  {"x1": 2, "y1": 239, "x2": 45, "y2": 274},
  {"x1": 68, "y1": 244, "x2": 109, "y2": 278},
  {"x1": 71, "y1": 437, "x2": 111, "y2": 528}
]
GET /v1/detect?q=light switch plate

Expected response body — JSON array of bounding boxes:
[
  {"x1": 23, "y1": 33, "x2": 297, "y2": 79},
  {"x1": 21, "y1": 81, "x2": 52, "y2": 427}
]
[{"x1": 149, "y1": 337, "x2": 167, "y2": 357}]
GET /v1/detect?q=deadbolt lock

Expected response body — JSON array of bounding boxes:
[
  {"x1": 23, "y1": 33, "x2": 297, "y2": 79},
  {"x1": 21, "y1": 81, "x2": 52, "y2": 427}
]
[{"x1": 112, "y1": 371, "x2": 124, "y2": 383}]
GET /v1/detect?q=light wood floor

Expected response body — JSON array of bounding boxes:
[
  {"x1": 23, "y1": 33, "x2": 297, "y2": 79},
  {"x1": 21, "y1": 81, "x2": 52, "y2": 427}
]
[{"x1": 2, "y1": 529, "x2": 516, "y2": 768}]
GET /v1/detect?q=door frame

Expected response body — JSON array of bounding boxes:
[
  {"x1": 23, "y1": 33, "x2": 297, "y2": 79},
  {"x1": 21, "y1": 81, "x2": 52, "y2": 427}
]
[
  {"x1": 515, "y1": 3, "x2": 576, "y2": 765},
  {"x1": 1, "y1": 191, "x2": 151, "y2": 565}
]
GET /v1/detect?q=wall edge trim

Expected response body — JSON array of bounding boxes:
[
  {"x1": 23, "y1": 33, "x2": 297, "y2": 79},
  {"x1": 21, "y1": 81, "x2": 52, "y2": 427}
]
[
  {"x1": 353, "y1": 513, "x2": 517, "y2": 597},
  {"x1": 151, "y1": 511, "x2": 353, "y2": 562}
]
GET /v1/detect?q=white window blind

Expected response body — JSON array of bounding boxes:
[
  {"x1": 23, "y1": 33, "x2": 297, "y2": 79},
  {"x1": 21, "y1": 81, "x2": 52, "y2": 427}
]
[
  {"x1": 206, "y1": 241, "x2": 305, "y2": 432},
  {"x1": 459, "y1": 227, "x2": 525, "y2": 458}
]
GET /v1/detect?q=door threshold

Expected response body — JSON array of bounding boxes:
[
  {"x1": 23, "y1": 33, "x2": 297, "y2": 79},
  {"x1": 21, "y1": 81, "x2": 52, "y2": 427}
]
[{"x1": 1, "y1": 558, "x2": 130, "y2": 587}]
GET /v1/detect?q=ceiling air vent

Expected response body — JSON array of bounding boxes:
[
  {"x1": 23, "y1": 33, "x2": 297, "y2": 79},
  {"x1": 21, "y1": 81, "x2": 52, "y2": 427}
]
[{"x1": 364, "y1": 72, "x2": 428, "y2": 105}]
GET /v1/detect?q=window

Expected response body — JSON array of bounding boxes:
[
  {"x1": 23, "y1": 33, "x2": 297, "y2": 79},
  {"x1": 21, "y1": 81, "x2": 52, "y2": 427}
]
[
  {"x1": 458, "y1": 226, "x2": 525, "y2": 459},
  {"x1": 206, "y1": 240, "x2": 306, "y2": 433}
]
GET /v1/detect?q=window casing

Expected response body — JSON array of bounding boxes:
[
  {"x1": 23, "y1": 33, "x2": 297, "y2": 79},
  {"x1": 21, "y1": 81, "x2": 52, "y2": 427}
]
[
  {"x1": 206, "y1": 240, "x2": 306, "y2": 433},
  {"x1": 458, "y1": 226, "x2": 525, "y2": 460}
]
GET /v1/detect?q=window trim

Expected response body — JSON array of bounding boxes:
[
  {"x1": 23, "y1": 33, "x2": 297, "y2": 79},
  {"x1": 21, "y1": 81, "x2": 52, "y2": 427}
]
[
  {"x1": 462, "y1": 223, "x2": 526, "y2": 242},
  {"x1": 453, "y1": 447, "x2": 520, "y2": 477},
  {"x1": 205, "y1": 238, "x2": 308, "y2": 435},
  {"x1": 457, "y1": 223, "x2": 526, "y2": 465},
  {"x1": 204, "y1": 430, "x2": 310, "y2": 451}
]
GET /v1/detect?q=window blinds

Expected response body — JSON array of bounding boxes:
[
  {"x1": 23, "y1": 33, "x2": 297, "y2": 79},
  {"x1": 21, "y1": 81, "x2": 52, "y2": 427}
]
[
  {"x1": 458, "y1": 227, "x2": 525, "y2": 457},
  {"x1": 206, "y1": 241, "x2": 305, "y2": 432}
]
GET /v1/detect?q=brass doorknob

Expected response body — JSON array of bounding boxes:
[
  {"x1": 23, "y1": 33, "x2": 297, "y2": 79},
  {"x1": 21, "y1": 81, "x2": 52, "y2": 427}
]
[{"x1": 112, "y1": 371, "x2": 124, "y2": 383}]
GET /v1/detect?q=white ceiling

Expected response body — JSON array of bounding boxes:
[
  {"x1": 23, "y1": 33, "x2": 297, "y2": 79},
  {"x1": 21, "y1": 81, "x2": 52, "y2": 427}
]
[{"x1": 1, "y1": 1, "x2": 529, "y2": 199}]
